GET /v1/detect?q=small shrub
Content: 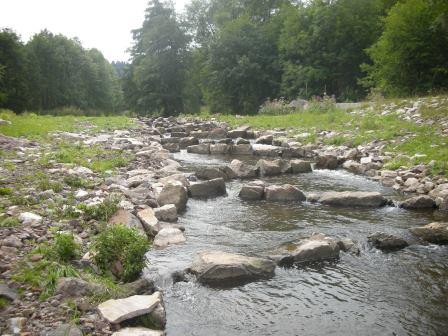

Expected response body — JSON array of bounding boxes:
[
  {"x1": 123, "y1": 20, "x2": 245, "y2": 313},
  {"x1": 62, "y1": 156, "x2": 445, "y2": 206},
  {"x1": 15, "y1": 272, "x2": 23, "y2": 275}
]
[
  {"x1": 307, "y1": 95, "x2": 337, "y2": 114},
  {"x1": 92, "y1": 225, "x2": 150, "y2": 283},
  {"x1": 0, "y1": 187, "x2": 12, "y2": 196},
  {"x1": 52, "y1": 233, "x2": 80, "y2": 262},
  {"x1": 78, "y1": 197, "x2": 119, "y2": 222},
  {"x1": 259, "y1": 98, "x2": 293, "y2": 115},
  {"x1": 64, "y1": 175, "x2": 92, "y2": 189},
  {"x1": 0, "y1": 297, "x2": 9, "y2": 309}
]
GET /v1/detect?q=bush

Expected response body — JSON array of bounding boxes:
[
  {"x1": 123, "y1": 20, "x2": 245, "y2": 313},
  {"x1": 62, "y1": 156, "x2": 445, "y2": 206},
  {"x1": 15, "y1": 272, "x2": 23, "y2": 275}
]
[
  {"x1": 92, "y1": 225, "x2": 149, "y2": 282},
  {"x1": 258, "y1": 98, "x2": 293, "y2": 115},
  {"x1": 78, "y1": 197, "x2": 119, "y2": 222},
  {"x1": 52, "y1": 233, "x2": 80, "y2": 262},
  {"x1": 0, "y1": 187, "x2": 12, "y2": 196},
  {"x1": 307, "y1": 95, "x2": 337, "y2": 113}
]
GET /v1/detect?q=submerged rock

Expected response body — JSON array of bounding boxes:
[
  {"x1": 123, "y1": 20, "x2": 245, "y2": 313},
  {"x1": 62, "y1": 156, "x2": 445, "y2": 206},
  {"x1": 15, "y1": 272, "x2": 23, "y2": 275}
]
[
  {"x1": 270, "y1": 234, "x2": 340, "y2": 266},
  {"x1": 367, "y1": 232, "x2": 409, "y2": 251},
  {"x1": 239, "y1": 181, "x2": 265, "y2": 201},
  {"x1": 309, "y1": 191, "x2": 386, "y2": 208},
  {"x1": 188, "y1": 251, "x2": 276, "y2": 287},
  {"x1": 189, "y1": 178, "x2": 226, "y2": 198},
  {"x1": 410, "y1": 222, "x2": 448, "y2": 244},
  {"x1": 264, "y1": 184, "x2": 306, "y2": 202}
]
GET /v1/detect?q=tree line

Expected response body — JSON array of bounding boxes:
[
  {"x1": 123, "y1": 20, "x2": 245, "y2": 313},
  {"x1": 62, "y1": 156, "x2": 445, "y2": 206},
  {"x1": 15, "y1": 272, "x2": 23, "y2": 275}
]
[
  {"x1": 1, "y1": 0, "x2": 447, "y2": 116},
  {"x1": 0, "y1": 29, "x2": 123, "y2": 114}
]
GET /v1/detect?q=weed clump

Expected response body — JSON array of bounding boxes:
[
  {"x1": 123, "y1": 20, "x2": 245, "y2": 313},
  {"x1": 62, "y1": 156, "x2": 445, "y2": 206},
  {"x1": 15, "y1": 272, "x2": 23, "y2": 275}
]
[
  {"x1": 0, "y1": 216, "x2": 20, "y2": 228},
  {"x1": 0, "y1": 187, "x2": 12, "y2": 196},
  {"x1": 78, "y1": 197, "x2": 119, "y2": 222},
  {"x1": 92, "y1": 225, "x2": 149, "y2": 283},
  {"x1": 52, "y1": 233, "x2": 81, "y2": 262}
]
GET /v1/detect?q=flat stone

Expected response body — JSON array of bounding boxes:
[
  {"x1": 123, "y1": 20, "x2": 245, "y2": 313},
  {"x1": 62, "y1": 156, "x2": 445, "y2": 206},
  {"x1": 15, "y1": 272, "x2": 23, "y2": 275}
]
[
  {"x1": 153, "y1": 204, "x2": 178, "y2": 222},
  {"x1": 189, "y1": 178, "x2": 226, "y2": 198},
  {"x1": 187, "y1": 144, "x2": 210, "y2": 154},
  {"x1": 98, "y1": 292, "x2": 163, "y2": 324},
  {"x1": 189, "y1": 251, "x2": 276, "y2": 286},
  {"x1": 256, "y1": 159, "x2": 282, "y2": 177},
  {"x1": 137, "y1": 208, "x2": 160, "y2": 236},
  {"x1": 264, "y1": 185, "x2": 305, "y2": 202},
  {"x1": 154, "y1": 228, "x2": 186, "y2": 248},
  {"x1": 0, "y1": 284, "x2": 19, "y2": 301},
  {"x1": 230, "y1": 144, "x2": 253, "y2": 155},
  {"x1": 312, "y1": 191, "x2": 386, "y2": 208},
  {"x1": 112, "y1": 328, "x2": 165, "y2": 336},
  {"x1": 410, "y1": 222, "x2": 448, "y2": 244}
]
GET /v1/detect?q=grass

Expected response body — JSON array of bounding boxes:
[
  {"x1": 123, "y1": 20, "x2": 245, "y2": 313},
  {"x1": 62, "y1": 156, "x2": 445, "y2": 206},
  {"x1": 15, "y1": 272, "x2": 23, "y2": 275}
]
[
  {"x1": 0, "y1": 216, "x2": 20, "y2": 228},
  {"x1": 0, "y1": 109, "x2": 135, "y2": 140}
]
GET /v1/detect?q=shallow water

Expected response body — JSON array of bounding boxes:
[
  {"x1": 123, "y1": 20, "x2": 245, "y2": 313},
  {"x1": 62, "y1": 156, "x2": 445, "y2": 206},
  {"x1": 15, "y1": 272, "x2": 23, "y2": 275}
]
[{"x1": 145, "y1": 152, "x2": 448, "y2": 336}]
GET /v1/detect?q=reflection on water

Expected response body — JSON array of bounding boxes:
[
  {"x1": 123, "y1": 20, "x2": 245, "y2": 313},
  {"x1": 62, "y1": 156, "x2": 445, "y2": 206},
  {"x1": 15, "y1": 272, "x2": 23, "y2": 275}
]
[{"x1": 146, "y1": 151, "x2": 448, "y2": 336}]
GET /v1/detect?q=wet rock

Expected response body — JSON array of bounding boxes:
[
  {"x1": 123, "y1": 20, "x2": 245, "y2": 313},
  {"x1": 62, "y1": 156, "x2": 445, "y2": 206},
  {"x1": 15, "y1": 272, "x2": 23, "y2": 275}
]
[
  {"x1": 56, "y1": 277, "x2": 100, "y2": 298},
  {"x1": 235, "y1": 138, "x2": 250, "y2": 145},
  {"x1": 121, "y1": 278, "x2": 155, "y2": 297},
  {"x1": 179, "y1": 137, "x2": 199, "y2": 149},
  {"x1": 400, "y1": 195, "x2": 436, "y2": 210},
  {"x1": 336, "y1": 238, "x2": 360, "y2": 255},
  {"x1": 315, "y1": 155, "x2": 338, "y2": 170},
  {"x1": 209, "y1": 127, "x2": 227, "y2": 139},
  {"x1": 310, "y1": 191, "x2": 386, "y2": 208},
  {"x1": 256, "y1": 159, "x2": 282, "y2": 177},
  {"x1": 188, "y1": 251, "x2": 276, "y2": 286},
  {"x1": 43, "y1": 324, "x2": 83, "y2": 336},
  {"x1": 282, "y1": 146, "x2": 307, "y2": 158},
  {"x1": 189, "y1": 178, "x2": 226, "y2": 198},
  {"x1": 290, "y1": 160, "x2": 312, "y2": 173},
  {"x1": 195, "y1": 167, "x2": 229, "y2": 181},
  {"x1": 228, "y1": 159, "x2": 258, "y2": 179},
  {"x1": 18, "y1": 212, "x2": 42, "y2": 226},
  {"x1": 8, "y1": 317, "x2": 27, "y2": 335},
  {"x1": 239, "y1": 181, "x2": 265, "y2": 201},
  {"x1": 112, "y1": 328, "x2": 165, "y2": 336},
  {"x1": 230, "y1": 144, "x2": 253, "y2": 155},
  {"x1": 137, "y1": 208, "x2": 160, "y2": 236},
  {"x1": 187, "y1": 144, "x2": 210, "y2": 155},
  {"x1": 154, "y1": 228, "x2": 186, "y2": 248},
  {"x1": 410, "y1": 222, "x2": 448, "y2": 244},
  {"x1": 367, "y1": 232, "x2": 409, "y2": 251},
  {"x1": 210, "y1": 144, "x2": 231, "y2": 154},
  {"x1": 157, "y1": 182, "x2": 188, "y2": 211},
  {"x1": 98, "y1": 292, "x2": 164, "y2": 325},
  {"x1": 0, "y1": 283, "x2": 19, "y2": 301},
  {"x1": 110, "y1": 210, "x2": 147, "y2": 235},
  {"x1": 162, "y1": 143, "x2": 180, "y2": 153},
  {"x1": 153, "y1": 204, "x2": 178, "y2": 222},
  {"x1": 264, "y1": 184, "x2": 306, "y2": 202},
  {"x1": 252, "y1": 144, "x2": 282, "y2": 157},
  {"x1": 255, "y1": 134, "x2": 273, "y2": 145},
  {"x1": 270, "y1": 234, "x2": 340, "y2": 266}
]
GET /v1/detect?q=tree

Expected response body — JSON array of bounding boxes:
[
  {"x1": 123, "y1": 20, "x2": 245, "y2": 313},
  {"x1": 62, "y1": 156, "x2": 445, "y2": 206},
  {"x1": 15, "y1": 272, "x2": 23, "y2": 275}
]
[
  {"x1": 363, "y1": 0, "x2": 448, "y2": 96},
  {"x1": 0, "y1": 29, "x2": 30, "y2": 112},
  {"x1": 126, "y1": 0, "x2": 190, "y2": 115}
]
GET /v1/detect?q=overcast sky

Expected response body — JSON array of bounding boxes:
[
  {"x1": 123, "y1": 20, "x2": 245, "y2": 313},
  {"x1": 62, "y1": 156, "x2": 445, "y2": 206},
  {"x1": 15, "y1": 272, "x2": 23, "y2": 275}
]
[{"x1": 0, "y1": 0, "x2": 189, "y2": 62}]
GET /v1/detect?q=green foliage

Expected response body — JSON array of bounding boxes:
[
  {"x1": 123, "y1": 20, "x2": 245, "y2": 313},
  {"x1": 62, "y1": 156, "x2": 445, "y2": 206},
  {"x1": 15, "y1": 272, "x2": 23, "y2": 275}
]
[
  {"x1": 258, "y1": 98, "x2": 293, "y2": 115},
  {"x1": 0, "y1": 297, "x2": 9, "y2": 309},
  {"x1": 91, "y1": 225, "x2": 150, "y2": 282},
  {"x1": 0, "y1": 216, "x2": 20, "y2": 228},
  {"x1": 52, "y1": 233, "x2": 81, "y2": 262},
  {"x1": 0, "y1": 187, "x2": 12, "y2": 196},
  {"x1": 78, "y1": 197, "x2": 119, "y2": 222},
  {"x1": 306, "y1": 96, "x2": 337, "y2": 114},
  {"x1": 64, "y1": 175, "x2": 93, "y2": 189},
  {"x1": 364, "y1": 0, "x2": 448, "y2": 96}
]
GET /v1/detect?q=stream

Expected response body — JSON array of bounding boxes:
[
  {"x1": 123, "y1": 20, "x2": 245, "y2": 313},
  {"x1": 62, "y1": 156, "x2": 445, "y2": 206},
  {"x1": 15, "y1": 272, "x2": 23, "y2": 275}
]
[{"x1": 145, "y1": 151, "x2": 448, "y2": 336}]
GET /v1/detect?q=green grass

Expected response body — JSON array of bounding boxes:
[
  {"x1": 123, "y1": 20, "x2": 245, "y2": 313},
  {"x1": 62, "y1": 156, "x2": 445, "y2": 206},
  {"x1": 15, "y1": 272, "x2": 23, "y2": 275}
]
[
  {"x1": 0, "y1": 216, "x2": 20, "y2": 228},
  {"x1": 0, "y1": 110, "x2": 135, "y2": 140}
]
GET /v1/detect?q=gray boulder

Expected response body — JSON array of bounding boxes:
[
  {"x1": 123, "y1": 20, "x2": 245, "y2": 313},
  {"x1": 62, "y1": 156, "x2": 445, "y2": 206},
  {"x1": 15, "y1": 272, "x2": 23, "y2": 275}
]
[
  {"x1": 228, "y1": 159, "x2": 258, "y2": 179},
  {"x1": 179, "y1": 137, "x2": 199, "y2": 149},
  {"x1": 264, "y1": 184, "x2": 306, "y2": 202},
  {"x1": 400, "y1": 195, "x2": 436, "y2": 209},
  {"x1": 315, "y1": 155, "x2": 339, "y2": 170},
  {"x1": 157, "y1": 182, "x2": 188, "y2": 211},
  {"x1": 367, "y1": 232, "x2": 409, "y2": 251},
  {"x1": 154, "y1": 228, "x2": 186, "y2": 248},
  {"x1": 256, "y1": 159, "x2": 282, "y2": 177},
  {"x1": 311, "y1": 191, "x2": 386, "y2": 208},
  {"x1": 189, "y1": 178, "x2": 226, "y2": 198},
  {"x1": 43, "y1": 324, "x2": 83, "y2": 336},
  {"x1": 239, "y1": 181, "x2": 265, "y2": 201},
  {"x1": 290, "y1": 160, "x2": 312, "y2": 173},
  {"x1": 255, "y1": 135, "x2": 273, "y2": 145},
  {"x1": 56, "y1": 278, "x2": 100, "y2": 298},
  {"x1": 230, "y1": 144, "x2": 253, "y2": 155},
  {"x1": 252, "y1": 144, "x2": 282, "y2": 157},
  {"x1": 187, "y1": 144, "x2": 210, "y2": 154},
  {"x1": 210, "y1": 144, "x2": 231, "y2": 154},
  {"x1": 195, "y1": 166, "x2": 229, "y2": 181},
  {"x1": 409, "y1": 222, "x2": 448, "y2": 244},
  {"x1": 188, "y1": 251, "x2": 276, "y2": 286},
  {"x1": 109, "y1": 210, "x2": 146, "y2": 236},
  {"x1": 153, "y1": 204, "x2": 178, "y2": 222}
]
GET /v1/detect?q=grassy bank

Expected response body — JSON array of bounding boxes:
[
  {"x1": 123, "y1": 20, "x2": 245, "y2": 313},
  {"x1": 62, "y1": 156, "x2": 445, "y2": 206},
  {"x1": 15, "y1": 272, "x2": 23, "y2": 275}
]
[{"x1": 193, "y1": 96, "x2": 448, "y2": 176}]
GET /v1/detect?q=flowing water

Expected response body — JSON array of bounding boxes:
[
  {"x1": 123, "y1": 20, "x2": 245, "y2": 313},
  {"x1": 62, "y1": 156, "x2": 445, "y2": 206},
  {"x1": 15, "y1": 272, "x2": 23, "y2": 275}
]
[{"x1": 145, "y1": 151, "x2": 448, "y2": 336}]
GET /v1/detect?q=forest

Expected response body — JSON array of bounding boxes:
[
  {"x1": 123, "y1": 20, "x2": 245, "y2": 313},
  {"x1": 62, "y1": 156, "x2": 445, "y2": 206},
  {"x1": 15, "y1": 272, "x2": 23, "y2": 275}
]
[{"x1": 0, "y1": 0, "x2": 447, "y2": 116}]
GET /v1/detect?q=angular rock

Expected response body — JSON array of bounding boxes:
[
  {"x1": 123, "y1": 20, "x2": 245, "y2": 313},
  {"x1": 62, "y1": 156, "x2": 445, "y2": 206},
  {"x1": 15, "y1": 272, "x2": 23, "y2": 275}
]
[
  {"x1": 112, "y1": 328, "x2": 165, "y2": 336},
  {"x1": 410, "y1": 222, "x2": 448, "y2": 244},
  {"x1": 18, "y1": 212, "x2": 42, "y2": 226},
  {"x1": 290, "y1": 160, "x2": 312, "y2": 173},
  {"x1": 400, "y1": 195, "x2": 436, "y2": 209},
  {"x1": 264, "y1": 184, "x2": 306, "y2": 202},
  {"x1": 157, "y1": 182, "x2": 188, "y2": 211},
  {"x1": 312, "y1": 191, "x2": 386, "y2": 208},
  {"x1": 315, "y1": 155, "x2": 338, "y2": 170},
  {"x1": 162, "y1": 143, "x2": 180, "y2": 153},
  {"x1": 110, "y1": 210, "x2": 146, "y2": 235},
  {"x1": 210, "y1": 144, "x2": 231, "y2": 154},
  {"x1": 43, "y1": 324, "x2": 83, "y2": 336},
  {"x1": 98, "y1": 292, "x2": 163, "y2": 324},
  {"x1": 56, "y1": 277, "x2": 100, "y2": 298},
  {"x1": 228, "y1": 159, "x2": 258, "y2": 179},
  {"x1": 256, "y1": 159, "x2": 282, "y2": 177},
  {"x1": 255, "y1": 135, "x2": 273, "y2": 145},
  {"x1": 270, "y1": 234, "x2": 340, "y2": 266},
  {"x1": 159, "y1": 174, "x2": 189, "y2": 188},
  {"x1": 239, "y1": 181, "x2": 265, "y2": 201},
  {"x1": 153, "y1": 204, "x2": 178, "y2": 222},
  {"x1": 230, "y1": 144, "x2": 253, "y2": 155},
  {"x1": 367, "y1": 232, "x2": 409, "y2": 251},
  {"x1": 189, "y1": 251, "x2": 276, "y2": 286},
  {"x1": 187, "y1": 144, "x2": 210, "y2": 155},
  {"x1": 0, "y1": 283, "x2": 18, "y2": 301},
  {"x1": 179, "y1": 137, "x2": 199, "y2": 149},
  {"x1": 189, "y1": 178, "x2": 226, "y2": 198},
  {"x1": 235, "y1": 138, "x2": 250, "y2": 145},
  {"x1": 154, "y1": 228, "x2": 186, "y2": 248},
  {"x1": 195, "y1": 167, "x2": 229, "y2": 181},
  {"x1": 137, "y1": 208, "x2": 160, "y2": 236},
  {"x1": 209, "y1": 127, "x2": 227, "y2": 139},
  {"x1": 252, "y1": 144, "x2": 282, "y2": 157}
]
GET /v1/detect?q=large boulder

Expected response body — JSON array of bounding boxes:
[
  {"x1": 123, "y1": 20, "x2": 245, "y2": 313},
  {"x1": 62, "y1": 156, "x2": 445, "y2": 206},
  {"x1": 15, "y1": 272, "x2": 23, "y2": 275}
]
[
  {"x1": 188, "y1": 178, "x2": 226, "y2": 198},
  {"x1": 56, "y1": 277, "x2": 100, "y2": 298},
  {"x1": 154, "y1": 228, "x2": 186, "y2": 248},
  {"x1": 290, "y1": 160, "x2": 312, "y2": 174},
  {"x1": 399, "y1": 195, "x2": 436, "y2": 210},
  {"x1": 230, "y1": 144, "x2": 253, "y2": 155},
  {"x1": 209, "y1": 127, "x2": 227, "y2": 139},
  {"x1": 367, "y1": 232, "x2": 409, "y2": 251},
  {"x1": 157, "y1": 182, "x2": 188, "y2": 211},
  {"x1": 179, "y1": 137, "x2": 199, "y2": 149},
  {"x1": 187, "y1": 144, "x2": 210, "y2": 155},
  {"x1": 188, "y1": 251, "x2": 276, "y2": 286},
  {"x1": 264, "y1": 184, "x2": 306, "y2": 202},
  {"x1": 195, "y1": 167, "x2": 229, "y2": 181},
  {"x1": 315, "y1": 155, "x2": 339, "y2": 170},
  {"x1": 109, "y1": 210, "x2": 146, "y2": 235},
  {"x1": 210, "y1": 144, "x2": 231, "y2": 154},
  {"x1": 239, "y1": 181, "x2": 265, "y2": 201},
  {"x1": 153, "y1": 204, "x2": 178, "y2": 222},
  {"x1": 270, "y1": 234, "x2": 340, "y2": 266},
  {"x1": 137, "y1": 208, "x2": 161, "y2": 236},
  {"x1": 409, "y1": 222, "x2": 448, "y2": 244},
  {"x1": 98, "y1": 292, "x2": 165, "y2": 326},
  {"x1": 252, "y1": 144, "x2": 282, "y2": 157},
  {"x1": 254, "y1": 135, "x2": 273, "y2": 145},
  {"x1": 228, "y1": 159, "x2": 258, "y2": 179},
  {"x1": 256, "y1": 159, "x2": 282, "y2": 177},
  {"x1": 310, "y1": 191, "x2": 386, "y2": 208}
]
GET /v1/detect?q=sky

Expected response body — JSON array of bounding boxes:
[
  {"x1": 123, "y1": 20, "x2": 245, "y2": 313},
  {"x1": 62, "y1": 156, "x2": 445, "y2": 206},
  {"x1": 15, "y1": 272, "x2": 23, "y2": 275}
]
[{"x1": 0, "y1": 0, "x2": 189, "y2": 62}]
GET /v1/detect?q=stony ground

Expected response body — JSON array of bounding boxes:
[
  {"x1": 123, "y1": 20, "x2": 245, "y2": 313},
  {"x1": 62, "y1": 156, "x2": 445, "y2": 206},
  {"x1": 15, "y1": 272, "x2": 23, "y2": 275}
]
[{"x1": 0, "y1": 99, "x2": 447, "y2": 335}]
